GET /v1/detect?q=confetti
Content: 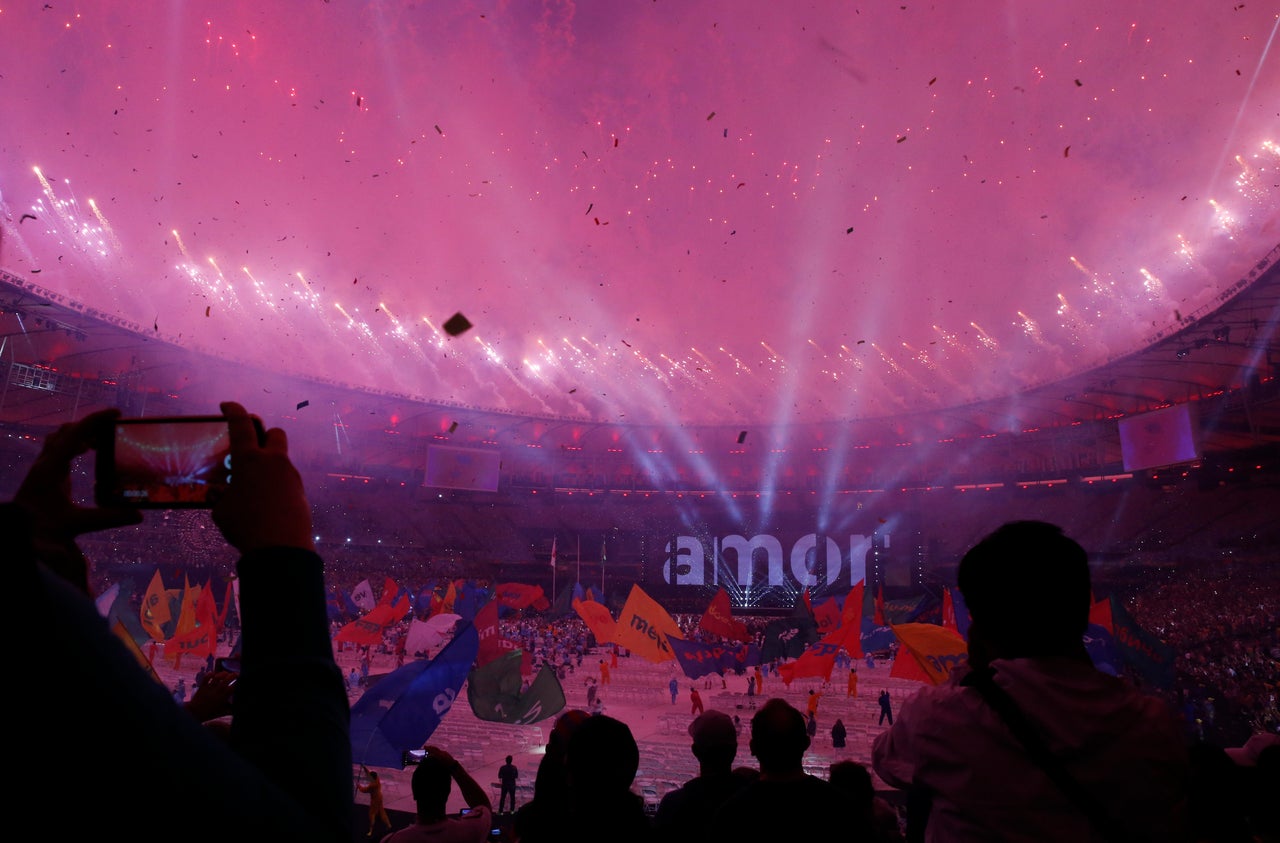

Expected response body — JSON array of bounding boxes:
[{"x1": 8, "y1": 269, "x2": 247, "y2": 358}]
[
  {"x1": 205, "y1": 306, "x2": 211, "y2": 317},
  {"x1": 296, "y1": 400, "x2": 310, "y2": 410},
  {"x1": 614, "y1": 137, "x2": 619, "y2": 147},
  {"x1": 846, "y1": 227, "x2": 854, "y2": 234},
  {"x1": 896, "y1": 135, "x2": 907, "y2": 143},
  {"x1": 736, "y1": 430, "x2": 747, "y2": 444},
  {"x1": 448, "y1": 421, "x2": 459, "y2": 433},
  {"x1": 569, "y1": 388, "x2": 577, "y2": 394},
  {"x1": 434, "y1": 124, "x2": 443, "y2": 134},
  {"x1": 723, "y1": 129, "x2": 728, "y2": 138},
  {"x1": 1063, "y1": 145, "x2": 1070, "y2": 157},
  {"x1": 356, "y1": 95, "x2": 362, "y2": 108},
  {"x1": 443, "y1": 312, "x2": 473, "y2": 336},
  {"x1": 621, "y1": 340, "x2": 632, "y2": 347},
  {"x1": 707, "y1": 111, "x2": 716, "y2": 120},
  {"x1": 19, "y1": 213, "x2": 36, "y2": 224},
  {"x1": 586, "y1": 203, "x2": 593, "y2": 215},
  {"x1": 928, "y1": 77, "x2": 937, "y2": 85},
  {"x1": 1074, "y1": 79, "x2": 1083, "y2": 87}
]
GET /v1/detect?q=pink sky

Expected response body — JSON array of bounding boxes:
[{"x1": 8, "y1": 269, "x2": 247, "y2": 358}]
[{"x1": 2, "y1": 2, "x2": 1277, "y2": 425}]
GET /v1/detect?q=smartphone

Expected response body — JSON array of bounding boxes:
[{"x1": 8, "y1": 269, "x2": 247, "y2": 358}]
[{"x1": 94, "y1": 415, "x2": 264, "y2": 509}]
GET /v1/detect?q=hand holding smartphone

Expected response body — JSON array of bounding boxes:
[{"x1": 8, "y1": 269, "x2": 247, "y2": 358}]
[{"x1": 94, "y1": 415, "x2": 265, "y2": 509}]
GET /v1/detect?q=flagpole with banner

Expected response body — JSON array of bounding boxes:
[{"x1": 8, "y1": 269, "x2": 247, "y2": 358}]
[
  {"x1": 601, "y1": 537, "x2": 607, "y2": 598},
  {"x1": 550, "y1": 536, "x2": 557, "y2": 605},
  {"x1": 577, "y1": 535, "x2": 581, "y2": 587}
]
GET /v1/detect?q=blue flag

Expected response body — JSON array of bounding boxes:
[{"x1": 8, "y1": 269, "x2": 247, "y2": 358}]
[
  {"x1": 1083, "y1": 623, "x2": 1122, "y2": 677},
  {"x1": 350, "y1": 622, "x2": 479, "y2": 768},
  {"x1": 1108, "y1": 595, "x2": 1176, "y2": 688},
  {"x1": 669, "y1": 638, "x2": 762, "y2": 679},
  {"x1": 860, "y1": 617, "x2": 896, "y2": 653},
  {"x1": 453, "y1": 580, "x2": 488, "y2": 622}
]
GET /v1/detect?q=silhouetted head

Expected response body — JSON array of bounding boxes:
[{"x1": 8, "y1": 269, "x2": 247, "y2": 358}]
[
  {"x1": 828, "y1": 760, "x2": 874, "y2": 805},
  {"x1": 749, "y1": 698, "x2": 809, "y2": 776},
  {"x1": 689, "y1": 709, "x2": 737, "y2": 769},
  {"x1": 566, "y1": 714, "x2": 640, "y2": 799},
  {"x1": 958, "y1": 520, "x2": 1091, "y2": 657},
  {"x1": 410, "y1": 756, "x2": 452, "y2": 815}
]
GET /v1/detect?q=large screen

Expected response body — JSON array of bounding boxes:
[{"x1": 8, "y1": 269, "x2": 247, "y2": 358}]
[
  {"x1": 424, "y1": 444, "x2": 501, "y2": 492},
  {"x1": 1118, "y1": 403, "x2": 1201, "y2": 472}
]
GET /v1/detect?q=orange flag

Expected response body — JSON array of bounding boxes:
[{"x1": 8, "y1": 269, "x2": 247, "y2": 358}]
[
  {"x1": 167, "y1": 579, "x2": 219, "y2": 663},
  {"x1": 140, "y1": 569, "x2": 171, "y2": 641},
  {"x1": 173, "y1": 575, "x2": 198, "y2": 637},
  {"x1": 611, "y1": 584, "x2": 682, "y2": 663},
  {"x1": 573, "y1": 597, "x2": 617, "y2": 645},
  {"x1": 890, "y1": 622, "x2": 968, "y2": 685}
]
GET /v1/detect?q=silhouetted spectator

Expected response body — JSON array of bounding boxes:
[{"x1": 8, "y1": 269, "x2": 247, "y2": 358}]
[
  {"x1": 10, "y1": 403, "x2": 353, "y2": 840},
  {"x1": 714, "y1": 698, "x2": 844, "y2": 841},
  {"x1": 873, "y1": 520, "x2": 1191, "y2": 841},
  {"x1": 654, "y1": 710, "x2": 758, "y2": 843},
  {"x1": 829, "y1": 760, "x2": 903, "y2": 843},
  {"x1": 498, "y1": 754, "x2": 519, "y2": 814},
  {"x1": 563, "y1": 714, "x2": 652, "y2": 842},
  {"x1": 382, "y1": 744, "x2": 492, "y2": 842},
  {"x1": 512, "y1": 708, "x2": 590, "y2": 843}
]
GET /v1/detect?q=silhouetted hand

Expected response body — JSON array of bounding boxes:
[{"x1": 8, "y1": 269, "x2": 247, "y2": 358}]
[
  {"x1": 210, "y1": 402, "x2": 315, "y2": 553},
  {"x1": 185, "y1": 669, "x2": 238, "y2": 722},
  {"x1": 422, "y1": 745, "x2": 460, "y2": 773},
  {"x1": 15, "y1": 408, "x2": 143, "y2": 592}
]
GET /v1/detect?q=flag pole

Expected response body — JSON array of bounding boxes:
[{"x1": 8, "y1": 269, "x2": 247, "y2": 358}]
[
  {"x1": 551, "y1": 536, "x2": 557, "y2": 606},
  {"x1": 577, "y1": 534, "x2": 581, "y2": 587}
]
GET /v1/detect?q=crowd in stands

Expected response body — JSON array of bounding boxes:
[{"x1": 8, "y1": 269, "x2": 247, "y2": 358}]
[
  {"x1": 1108, "y1": 558, "x2": 1279, "y2": 744},
  {"x1": 10, "y1": 402, "x2": 1279, "y2": 841}
]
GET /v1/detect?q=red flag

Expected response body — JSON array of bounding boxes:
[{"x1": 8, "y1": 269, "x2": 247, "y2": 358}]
[
  {"x1": 495, "y1": 582, "x2": 548, "y2": 611},
  {"x1": 874, "y1": 583, "x2": 886, "y2": 626},
  {"x1": 475, "y1": 600, "x2": 531, "y2": 673},
  {"x1": 838, "y1": 582, "x2": 865, "y2": 658},
  {"x1": 890, "y1": 647, "x2": 934, "y2": 682},
  {"x1": 942, "y1": 587, "x2": 959, "y2": 635},
  {"x1": 777, "y1": 626, "x2": 844, "y2": 684},
  {"x1": 334, "y1": 596, "x2": 411, "y2": 646},
  {"x1": 377, "y1": 576, "x2": 401, "y2": 606},
  {"x1": 698, "y1": 588, "x2": 749, "y2": 641},
  {"x1": 1089, "y1": 596, "x2": 1113, "y2": 633},
  {"x1": 217, "y1": 580, "x2": 233, "y2": 629},
  {"x1": 475, "y1": 600, "x2": 503, "y2": 666}
]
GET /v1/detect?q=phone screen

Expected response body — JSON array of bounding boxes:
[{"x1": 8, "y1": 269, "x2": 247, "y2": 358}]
[{"x1": 96, "y1": 416, "x2": 233, "y2": 509}]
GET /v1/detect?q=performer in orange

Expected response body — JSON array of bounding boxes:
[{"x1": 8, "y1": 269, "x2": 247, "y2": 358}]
[
  {"x1": 599, "y1": 658, "x2": 611, "y2": 685},
  {"x1": 847, "y1": 666, "x2": 858, "y2": 697},
  {"x1": 357, "y1": 766, "x2": 391, "y2": 837}
]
